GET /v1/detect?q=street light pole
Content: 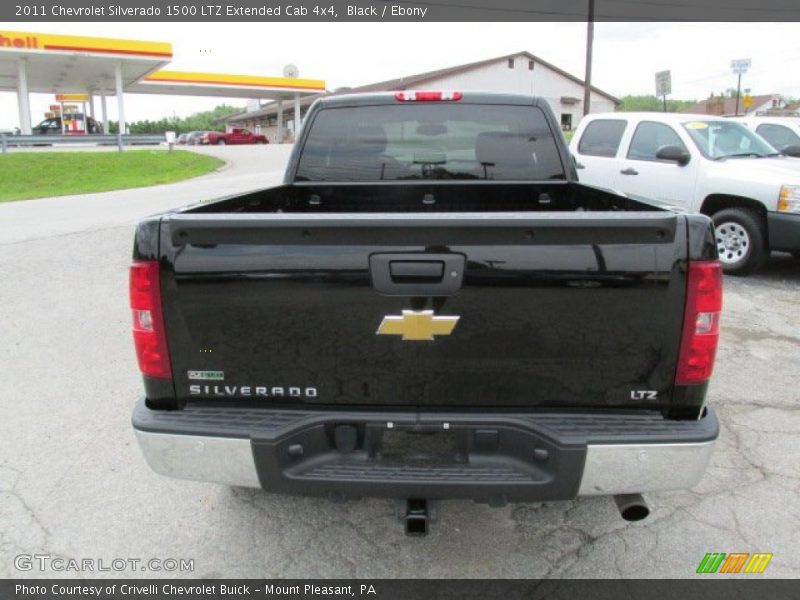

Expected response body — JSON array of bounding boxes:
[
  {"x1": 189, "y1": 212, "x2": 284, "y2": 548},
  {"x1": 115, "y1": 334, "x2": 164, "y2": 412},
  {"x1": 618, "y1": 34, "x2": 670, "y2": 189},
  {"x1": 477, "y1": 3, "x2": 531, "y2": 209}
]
[{"x1": 583, "y1": 0, "x2": 595, "y2": 116}]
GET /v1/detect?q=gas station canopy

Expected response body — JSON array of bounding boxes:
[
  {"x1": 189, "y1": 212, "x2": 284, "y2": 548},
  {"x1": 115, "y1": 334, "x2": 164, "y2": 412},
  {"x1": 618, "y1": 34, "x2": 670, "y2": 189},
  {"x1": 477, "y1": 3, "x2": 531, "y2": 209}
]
[
  {"x1": 0, "y1": 31, "x2": 172, "y2": 94},
  {"x1": 0, "y1": 29, "x2": 326, "y2": 137},
  {"x1": 132, "y1": 70, "x2": 325, "y2": 99}
]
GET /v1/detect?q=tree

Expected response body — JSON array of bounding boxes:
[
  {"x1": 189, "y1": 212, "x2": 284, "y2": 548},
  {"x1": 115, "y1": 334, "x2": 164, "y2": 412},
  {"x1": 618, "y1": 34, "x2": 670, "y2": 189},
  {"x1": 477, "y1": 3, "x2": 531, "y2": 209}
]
[
  {"x1": 123, "y1": 104, "x2": 243, "y2": 134},
  {"x1": 618, "y1": 94, "x2": 697, "y2": 113}
]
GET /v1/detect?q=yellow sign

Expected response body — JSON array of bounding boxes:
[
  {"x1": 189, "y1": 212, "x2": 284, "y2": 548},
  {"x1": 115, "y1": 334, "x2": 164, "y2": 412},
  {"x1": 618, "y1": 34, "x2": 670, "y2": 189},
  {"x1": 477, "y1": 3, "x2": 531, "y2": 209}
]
[
  {"x1": 376, "y1": 310, "x2": 460, "y2": 341},
  {"x1": 56, "y1": 94, "x2": 88, "y2": 102},
  {"x1": 144, "y1": 70, "x2": 326, "y2": 91},
  {"x1": 0, "y1": 30, "x2": 171, "y2": 58},
  {"x1": 743, "y1": 94, "x2": 753, "y2": 108}
]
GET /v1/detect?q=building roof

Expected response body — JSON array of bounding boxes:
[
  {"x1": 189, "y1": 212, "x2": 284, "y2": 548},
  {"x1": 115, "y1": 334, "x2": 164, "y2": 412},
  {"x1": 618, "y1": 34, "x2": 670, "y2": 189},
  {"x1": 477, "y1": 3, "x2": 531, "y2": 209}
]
[
  {"x1": 683, "y1": 94, "x2": 783, "y2": 116},
  {"x1": 224, "y1": 92, "x2": 326, "y2": 123},
  {"x1": 226, "y1": 50, "x2": 619, "y2": 124},
  {"x1": 343, "y1": 51, "x2": 619, "y2": 104}
]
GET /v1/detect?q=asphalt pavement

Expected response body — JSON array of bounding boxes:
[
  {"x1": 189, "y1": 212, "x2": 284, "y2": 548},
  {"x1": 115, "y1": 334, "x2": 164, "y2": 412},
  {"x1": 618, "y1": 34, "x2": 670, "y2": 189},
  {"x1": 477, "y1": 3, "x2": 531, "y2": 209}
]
[{"x1": 1, "y1": 145, "x2": 798, "y2": 578}]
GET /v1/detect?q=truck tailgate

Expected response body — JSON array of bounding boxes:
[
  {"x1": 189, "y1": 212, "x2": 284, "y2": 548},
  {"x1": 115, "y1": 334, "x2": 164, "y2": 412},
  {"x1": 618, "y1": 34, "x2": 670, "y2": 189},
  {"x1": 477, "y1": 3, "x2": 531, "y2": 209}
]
[{"x1": 157, "y1": 211, "x2": 688, "y2": 411}]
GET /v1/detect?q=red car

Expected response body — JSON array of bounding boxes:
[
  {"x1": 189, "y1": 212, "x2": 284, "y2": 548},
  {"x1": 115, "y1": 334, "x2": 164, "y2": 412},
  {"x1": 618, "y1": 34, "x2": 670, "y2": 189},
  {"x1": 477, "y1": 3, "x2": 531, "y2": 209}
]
[{"x1": 200, "y1": 128, "x2": 268, "y2": 145}]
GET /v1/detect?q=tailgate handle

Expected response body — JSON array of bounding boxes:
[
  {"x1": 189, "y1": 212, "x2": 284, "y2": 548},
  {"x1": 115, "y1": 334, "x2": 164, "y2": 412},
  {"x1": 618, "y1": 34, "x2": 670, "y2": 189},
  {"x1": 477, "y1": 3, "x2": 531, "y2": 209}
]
[
  {"x1": 390, "y1": 261, "x2": 444, "y2": 282},
  {"x1": 370, "y1": 253, "x2": 465, "y2": 297}
]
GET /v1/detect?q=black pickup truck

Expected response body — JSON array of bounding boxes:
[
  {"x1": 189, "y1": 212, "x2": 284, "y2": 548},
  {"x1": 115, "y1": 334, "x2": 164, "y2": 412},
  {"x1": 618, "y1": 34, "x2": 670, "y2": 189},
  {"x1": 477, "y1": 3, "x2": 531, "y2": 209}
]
[{"x1": 131, "y1": 91, "x2": 721, "y2": 534}]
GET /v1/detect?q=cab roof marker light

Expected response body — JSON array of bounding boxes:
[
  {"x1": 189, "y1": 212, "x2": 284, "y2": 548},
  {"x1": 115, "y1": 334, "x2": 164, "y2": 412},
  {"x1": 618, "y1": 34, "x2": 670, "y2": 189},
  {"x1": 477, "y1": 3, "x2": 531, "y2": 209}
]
[{"x1": 395, "y1": 91, "x2": 463, "y2": 102}]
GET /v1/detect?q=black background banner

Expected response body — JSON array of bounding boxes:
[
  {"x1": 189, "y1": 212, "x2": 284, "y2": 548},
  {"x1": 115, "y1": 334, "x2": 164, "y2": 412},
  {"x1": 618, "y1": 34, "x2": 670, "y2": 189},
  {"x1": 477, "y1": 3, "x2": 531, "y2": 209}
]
[
  {"x1": 3, "y1": 0, "x2": 800, "y2": 22},
  {"x1": 2, "y1": 580, "x2": 800, "y2": 600}
]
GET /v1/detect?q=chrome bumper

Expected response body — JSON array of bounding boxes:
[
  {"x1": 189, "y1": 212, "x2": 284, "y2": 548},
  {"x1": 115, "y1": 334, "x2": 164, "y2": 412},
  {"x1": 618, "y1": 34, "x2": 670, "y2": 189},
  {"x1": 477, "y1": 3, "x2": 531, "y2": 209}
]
[
  {"x1": 577, "y1": 441, "x2": 715, "y2": 495},
  {"x1": 134, "y1": 431, "x2": 716, "y2": 496},
  {"x1": 135, "y1": 430, "x2": 260, "y2": 488}
]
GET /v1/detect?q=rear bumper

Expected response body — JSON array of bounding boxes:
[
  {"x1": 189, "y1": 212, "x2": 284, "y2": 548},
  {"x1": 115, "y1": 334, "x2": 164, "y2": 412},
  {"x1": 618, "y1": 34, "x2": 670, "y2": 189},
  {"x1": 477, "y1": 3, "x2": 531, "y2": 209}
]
[
  {"x1": 132, "y1": 400, "x2": 718, "y2": 501},
  {"x1": 768, "y1": 211, "x2": 800, "y2": 252}
]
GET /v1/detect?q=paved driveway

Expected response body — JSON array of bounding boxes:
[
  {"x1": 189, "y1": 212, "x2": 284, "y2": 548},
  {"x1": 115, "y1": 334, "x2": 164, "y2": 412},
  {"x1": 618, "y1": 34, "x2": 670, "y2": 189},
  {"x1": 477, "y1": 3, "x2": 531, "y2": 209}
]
[{"x1": 1, "y1": 148, "x2": 798, "y2": 578}]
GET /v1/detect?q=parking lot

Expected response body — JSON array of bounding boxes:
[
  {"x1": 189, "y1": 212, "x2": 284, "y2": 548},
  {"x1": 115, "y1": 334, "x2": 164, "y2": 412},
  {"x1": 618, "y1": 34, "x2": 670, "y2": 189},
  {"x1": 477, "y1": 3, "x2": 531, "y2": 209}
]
[{"x1": 1, "y1": 144, "x2": 798, "y2": 579}]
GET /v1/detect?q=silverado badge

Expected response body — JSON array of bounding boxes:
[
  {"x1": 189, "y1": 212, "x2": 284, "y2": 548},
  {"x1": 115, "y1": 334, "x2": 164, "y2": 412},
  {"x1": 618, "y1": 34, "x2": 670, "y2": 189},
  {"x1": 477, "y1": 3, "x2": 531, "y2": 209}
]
[{"x1": 376, "y1": 310, "x2": 459, "y2": 341}]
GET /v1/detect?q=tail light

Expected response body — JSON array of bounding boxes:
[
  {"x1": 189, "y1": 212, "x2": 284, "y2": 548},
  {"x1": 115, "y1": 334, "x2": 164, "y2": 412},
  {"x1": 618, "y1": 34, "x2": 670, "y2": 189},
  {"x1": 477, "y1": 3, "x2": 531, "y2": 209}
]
[
  {"x1": 395, "y1": 91, "x2": 463, "y2": 102},
  {"x1": 675, "y1": 261, "x2": 723, "y2": 385},
  {"x1": 130, "y1": 260, "x2": 172, "y2": 379}
]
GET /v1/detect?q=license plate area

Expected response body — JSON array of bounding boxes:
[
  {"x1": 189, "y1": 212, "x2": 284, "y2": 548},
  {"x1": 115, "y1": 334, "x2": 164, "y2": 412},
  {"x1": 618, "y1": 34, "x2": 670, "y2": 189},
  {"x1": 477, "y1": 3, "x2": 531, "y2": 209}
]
[{"x1": 378, "y1": 429, "x2": 465, "y2": 465}]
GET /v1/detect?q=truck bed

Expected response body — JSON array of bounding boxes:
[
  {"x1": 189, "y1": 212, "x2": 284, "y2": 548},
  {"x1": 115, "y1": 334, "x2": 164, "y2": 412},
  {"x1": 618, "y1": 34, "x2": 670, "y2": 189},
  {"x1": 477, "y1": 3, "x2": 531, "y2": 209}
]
[{"x1": 186, "y1": 181, "x2": 655, "y2": 214}]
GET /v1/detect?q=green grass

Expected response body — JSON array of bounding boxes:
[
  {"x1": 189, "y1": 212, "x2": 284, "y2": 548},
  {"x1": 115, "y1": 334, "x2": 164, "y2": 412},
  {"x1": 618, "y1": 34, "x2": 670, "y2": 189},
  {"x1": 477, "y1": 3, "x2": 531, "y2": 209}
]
[{"x1": 0, "y1": 149, "x2": 224, "y2": 202}]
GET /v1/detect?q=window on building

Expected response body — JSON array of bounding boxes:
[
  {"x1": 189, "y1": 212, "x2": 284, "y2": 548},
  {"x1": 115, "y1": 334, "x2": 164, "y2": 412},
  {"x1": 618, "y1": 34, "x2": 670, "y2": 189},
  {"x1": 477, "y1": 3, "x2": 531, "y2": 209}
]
[
  {"x1": 560, "y1": 114, "x2": 573, "y2": 131},
  {"x1": 577, "y1": 119, "x2": 627, "y2": 157},
  {"x1": 627, "y1": 121, "x2": 688, "y2": 161},
  {"x1": 507, "y1": 58, "x2": 514, "y2": 69},
  {"x1": 528, "y1": 60, "x2": 535, "y2": 71}
]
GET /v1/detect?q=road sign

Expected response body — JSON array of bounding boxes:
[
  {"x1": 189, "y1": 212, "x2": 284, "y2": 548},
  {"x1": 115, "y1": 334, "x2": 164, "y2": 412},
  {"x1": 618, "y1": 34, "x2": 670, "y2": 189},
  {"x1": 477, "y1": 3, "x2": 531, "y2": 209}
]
[
  {"x1": 730, "y1": 59, "x2": 751, "y2": 75},
  {"x1": 655, "y1": 70, "x2": 672, "y2": 96},
  {"x1": 743, "y1": 94, "x2": 753, "y2": 108}
]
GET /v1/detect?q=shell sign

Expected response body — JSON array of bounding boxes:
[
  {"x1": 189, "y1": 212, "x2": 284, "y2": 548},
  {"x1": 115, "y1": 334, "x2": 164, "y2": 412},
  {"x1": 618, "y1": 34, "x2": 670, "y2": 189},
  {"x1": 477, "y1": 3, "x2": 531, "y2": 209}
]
[{"x1": 0, "y1": 31, "x2": 172, "y2": 59}]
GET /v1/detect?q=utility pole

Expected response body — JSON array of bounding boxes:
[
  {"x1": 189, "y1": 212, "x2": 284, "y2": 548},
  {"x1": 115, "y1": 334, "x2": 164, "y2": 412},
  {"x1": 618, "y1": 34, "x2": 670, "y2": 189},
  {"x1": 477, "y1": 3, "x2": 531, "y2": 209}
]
[
  {"x1": 583, "y1": 0, "x2": 595, "y2": 116},
  {"x1": 734, "y1": 72, "x2": 742, "y2": 116}
]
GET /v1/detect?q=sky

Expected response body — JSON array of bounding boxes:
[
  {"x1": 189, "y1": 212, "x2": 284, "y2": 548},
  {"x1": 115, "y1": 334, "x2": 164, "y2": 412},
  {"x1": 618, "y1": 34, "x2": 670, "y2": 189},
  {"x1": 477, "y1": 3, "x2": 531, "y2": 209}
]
[{"x1": 2, "y1": 21, "x2": 800, "y2": 129}]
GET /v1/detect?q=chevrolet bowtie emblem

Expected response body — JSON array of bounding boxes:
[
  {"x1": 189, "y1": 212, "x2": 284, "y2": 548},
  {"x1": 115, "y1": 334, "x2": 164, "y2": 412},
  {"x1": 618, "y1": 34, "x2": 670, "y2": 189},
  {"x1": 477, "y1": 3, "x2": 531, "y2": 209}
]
[{"x1": 376, "y1": 310, "x2": 460, "y2": 341}]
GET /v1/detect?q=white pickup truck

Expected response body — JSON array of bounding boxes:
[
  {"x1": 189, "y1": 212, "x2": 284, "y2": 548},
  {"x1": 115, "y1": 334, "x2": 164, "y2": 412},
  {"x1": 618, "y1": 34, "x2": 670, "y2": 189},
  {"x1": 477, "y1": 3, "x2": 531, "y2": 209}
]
[
  {"x1": 570, "y1": 112, "x2": 800, "y2": 274},
  {"x1": 731, "y1": 115, "x2": 800, "y2": 158}
]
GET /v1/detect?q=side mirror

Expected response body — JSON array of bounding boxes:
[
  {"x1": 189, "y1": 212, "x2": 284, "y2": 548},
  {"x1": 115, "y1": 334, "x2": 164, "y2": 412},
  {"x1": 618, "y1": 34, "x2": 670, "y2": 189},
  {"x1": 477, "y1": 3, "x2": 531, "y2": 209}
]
[
  {"x1": 656, "y1": 145, "x2": 691, "y2": 166},
  {"x1": 571, "y1": 153, "x2": 585, "y2": 169},
  {"x1": 781, "y1": 145, "x2": 800, "y2": 158}
]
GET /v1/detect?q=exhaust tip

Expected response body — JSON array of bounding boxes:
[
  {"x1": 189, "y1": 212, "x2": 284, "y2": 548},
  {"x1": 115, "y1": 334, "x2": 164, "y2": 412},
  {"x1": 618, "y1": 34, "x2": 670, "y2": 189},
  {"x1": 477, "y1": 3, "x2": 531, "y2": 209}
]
[
  {"x1": 620, "y1": 503, "x2": 650, "y2": 522},
  {"x1": 614, "y1": 493, "x2": 650, "y2": 522}
]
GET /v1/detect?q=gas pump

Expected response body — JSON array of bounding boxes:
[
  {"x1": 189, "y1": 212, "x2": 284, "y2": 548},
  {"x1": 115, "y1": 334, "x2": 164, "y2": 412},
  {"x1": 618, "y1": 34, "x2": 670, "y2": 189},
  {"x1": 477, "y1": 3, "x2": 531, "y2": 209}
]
[{"x1": 56, "y1": 94, "x2": 90, "y2": 135}]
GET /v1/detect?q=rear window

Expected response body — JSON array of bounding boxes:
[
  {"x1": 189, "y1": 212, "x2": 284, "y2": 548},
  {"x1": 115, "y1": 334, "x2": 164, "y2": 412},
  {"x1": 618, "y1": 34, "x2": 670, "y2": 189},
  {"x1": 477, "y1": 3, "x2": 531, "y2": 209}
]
[
  {"x1": 294, "y1": 103, "x2": 565, "y2": 181},
  {"x1": 577, "y1": 119, "x2": 627, "y2": 157}
]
